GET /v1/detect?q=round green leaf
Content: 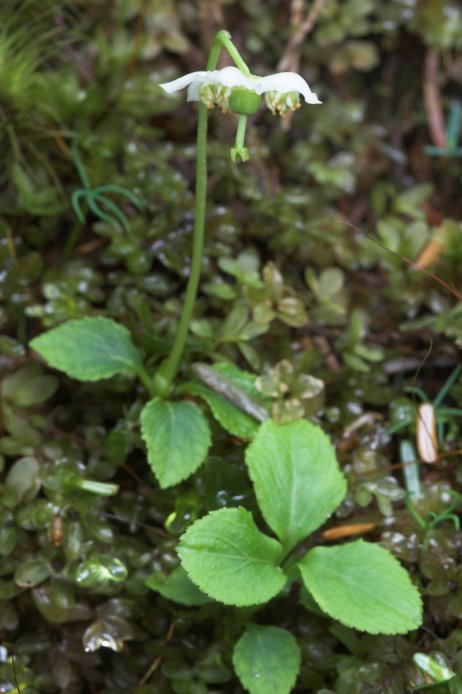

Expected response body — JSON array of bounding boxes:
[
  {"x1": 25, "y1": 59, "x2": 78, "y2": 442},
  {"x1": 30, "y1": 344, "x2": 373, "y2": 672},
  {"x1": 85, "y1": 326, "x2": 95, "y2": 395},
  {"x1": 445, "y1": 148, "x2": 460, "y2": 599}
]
[
  {"x1": 30, "y1": 317, "x2": 143, "y2": 381},
  {"x1": 298, "y1": 540, "x2": 423, "y2": 634},
  {"x1": 233, "y1": 624, "x2": 300, "y2": 694},
  {"x1": 141, "y1": 398, "x2": 211, "y2": 488},
  {"x1": 246, "y1": 420, "x2": 346, "y2": 552},
  {"x1": 178, "y1": 507, "x2": 286, "y2": 606},
  {"x1": 233, "y1": 625, "x2": 301, "y2": 694}
]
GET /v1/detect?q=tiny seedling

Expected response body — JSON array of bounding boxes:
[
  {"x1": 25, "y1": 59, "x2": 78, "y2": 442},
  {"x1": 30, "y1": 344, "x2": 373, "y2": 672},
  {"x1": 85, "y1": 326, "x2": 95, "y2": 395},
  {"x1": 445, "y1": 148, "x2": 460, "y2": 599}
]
[
  {"x1": 70, "y1": 141, "x2": 143, "y2": 233},
  {"x1": 425, "y1": 101, "x2": 462, "y2": 157}
]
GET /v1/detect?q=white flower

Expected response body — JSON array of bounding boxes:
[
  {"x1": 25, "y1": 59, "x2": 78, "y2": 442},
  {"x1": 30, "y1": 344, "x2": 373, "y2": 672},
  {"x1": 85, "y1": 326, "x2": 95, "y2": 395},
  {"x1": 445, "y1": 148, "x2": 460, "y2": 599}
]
[{"x1": 160, "y1": 66, "x2": 321, "y2": 112}]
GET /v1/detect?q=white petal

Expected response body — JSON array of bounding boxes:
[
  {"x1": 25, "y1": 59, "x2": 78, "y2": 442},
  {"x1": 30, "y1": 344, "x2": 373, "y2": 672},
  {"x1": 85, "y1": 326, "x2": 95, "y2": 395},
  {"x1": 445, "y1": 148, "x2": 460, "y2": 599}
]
[
  {"x1": 159, "y1": 71, "x2": 208, "y2": 94},
  {"x1": 187, "y1": 67, "x2": 252, "y2": 102},
  {"x1": 205, "y1": 66, "x2": 255, "y2": 89},
  {"x1": 160, "y1": 67, "x2": 256, "y2": 102},
  {"x1": 256, "y1": 72, "x2": 321, "y2": 104}
]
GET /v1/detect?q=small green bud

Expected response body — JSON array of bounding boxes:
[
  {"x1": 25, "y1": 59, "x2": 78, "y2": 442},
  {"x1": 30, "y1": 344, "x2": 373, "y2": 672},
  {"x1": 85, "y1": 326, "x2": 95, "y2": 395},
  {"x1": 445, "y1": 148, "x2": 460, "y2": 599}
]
[{"x1": 229, "y1": 88, "x2": 261, "y2": 116}]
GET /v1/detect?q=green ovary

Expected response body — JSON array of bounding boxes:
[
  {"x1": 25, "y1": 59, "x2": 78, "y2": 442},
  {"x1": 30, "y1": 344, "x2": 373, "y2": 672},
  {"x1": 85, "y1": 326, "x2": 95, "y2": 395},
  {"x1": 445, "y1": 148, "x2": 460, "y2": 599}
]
[{"x1": 229, "y1": 88, "x2": 261, "y2": 116}]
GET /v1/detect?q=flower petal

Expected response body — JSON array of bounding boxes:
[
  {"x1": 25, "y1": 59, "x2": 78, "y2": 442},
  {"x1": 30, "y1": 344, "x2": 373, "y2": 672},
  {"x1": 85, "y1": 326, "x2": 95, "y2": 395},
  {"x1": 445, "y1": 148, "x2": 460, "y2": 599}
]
[
  {"x1": 187, "y1": 67, "x2": 256, "y2": 102},
  {"x1": 206, "y1": 66, "x2": 255, "y2": 89},
  {"x1": 256, "y1": 72, "x2": 321, "y2": 104},
  {"x1": 159, "y1": 71, "x2": 209, "y2": 94}
]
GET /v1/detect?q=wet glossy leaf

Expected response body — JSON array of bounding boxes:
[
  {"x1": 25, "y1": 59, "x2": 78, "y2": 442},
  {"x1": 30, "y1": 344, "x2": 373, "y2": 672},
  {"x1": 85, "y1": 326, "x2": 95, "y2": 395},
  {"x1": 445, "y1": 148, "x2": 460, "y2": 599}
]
[
  {"x1": 74, "y1": 555, "x2": 128, "y2": 587},
  {"x1": 12, "y1": 374, "x2": 59, "y2": 407},
  {"x1": 32, "y1": 585, "x2": 92, "y2": 623},
  {"x1": 413, "y1": 652, "x2": 455, "y2": 682},
  {"x1": 0, "y1": 526, "x2": 17, "y2": 556},
  {"x1": 30, "y1": 317, "x2": 143, "y2": 381},
  {"x1": 63, "y1": 521, "x2": 84, "y2": 560},
  {"x1": 233, "y1": 625, "x2": 301, "y2": 694},
  {"x1": 2, "y1": 365, "x2": 42, "y2": 400},
  {"x1": 298, "y1": 540, "x2": 422, "y2": 634},
  {"x1": 178, "y1": 507, "x2": 286, "y2": 606},
  {"x1": 141, "y1": 398, "x2": 211, "y2": 488},
  {"x1": 14, "y1": 559, "x2": 52, "y2": 588},
  {"x1": 83, "y1": 615, "x2": 135, "y2": 652},
  {"x1": 0, "y1": 579, "x2": 22, "y2": 600},
  {"x1": 5, "y1": 457, "x2": 40, "y2": 501},
  {"x1": 246, "y1": 420, "x2": 347, "y2": 552}
]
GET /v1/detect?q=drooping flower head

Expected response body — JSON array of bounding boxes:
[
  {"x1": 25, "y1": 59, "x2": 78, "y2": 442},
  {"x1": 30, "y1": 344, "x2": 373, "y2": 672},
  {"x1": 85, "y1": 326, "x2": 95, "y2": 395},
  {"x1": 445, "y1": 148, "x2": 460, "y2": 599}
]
[{"x1": 160, "y1": 66, "x2": 321, "y2": 117}]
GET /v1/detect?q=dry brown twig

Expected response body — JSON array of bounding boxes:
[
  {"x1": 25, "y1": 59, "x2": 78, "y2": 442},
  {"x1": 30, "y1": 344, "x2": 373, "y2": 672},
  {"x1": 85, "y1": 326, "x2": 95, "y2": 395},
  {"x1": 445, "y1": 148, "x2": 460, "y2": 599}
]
[
  {"x1": 423, "y1": 47, "x2": 446, "y2": 150},
  {"x1": 277, "y1": 0, "x2": 327, "y2": 130}
]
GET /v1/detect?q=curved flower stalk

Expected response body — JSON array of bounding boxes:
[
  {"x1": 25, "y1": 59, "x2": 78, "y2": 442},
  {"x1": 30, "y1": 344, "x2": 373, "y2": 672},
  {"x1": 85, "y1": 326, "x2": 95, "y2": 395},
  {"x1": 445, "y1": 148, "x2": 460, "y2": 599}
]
[
  {"x1": 152, "y1": 30, "x2": 321, "y2": 397},
  {"x1": 71, "y1": 142, "x2": 143, "y2": 233}
]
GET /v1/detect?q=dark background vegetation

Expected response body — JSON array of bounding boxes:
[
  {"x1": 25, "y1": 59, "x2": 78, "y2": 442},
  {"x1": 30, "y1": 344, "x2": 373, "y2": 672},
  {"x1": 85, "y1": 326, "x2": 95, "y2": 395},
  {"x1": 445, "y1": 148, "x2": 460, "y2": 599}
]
[{"x1": 0, "y1": 0, "x2": 461, "y2": 691}]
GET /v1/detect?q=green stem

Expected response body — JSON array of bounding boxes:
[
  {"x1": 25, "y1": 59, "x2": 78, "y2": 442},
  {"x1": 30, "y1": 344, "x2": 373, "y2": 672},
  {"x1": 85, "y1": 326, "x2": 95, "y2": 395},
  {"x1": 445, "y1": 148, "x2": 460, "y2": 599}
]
[
  {"x1": 236, "y1": 115, "x2": 248, "y2": 147},
  {"x1": 133, "y1": 364, "x2": 158, "y2": 396},
  {"x1": 207, "y1": 30, "x2": 251, "y2": 74},
  {"x1": 404, "y1": 495, "x2": 427, "y2": 531},
  {"x1": 71, "y1": 142, "x2": 92, "y2": 191},
  {"x1": 152, "y1": 30, "x2": 249, "y2": 397}
]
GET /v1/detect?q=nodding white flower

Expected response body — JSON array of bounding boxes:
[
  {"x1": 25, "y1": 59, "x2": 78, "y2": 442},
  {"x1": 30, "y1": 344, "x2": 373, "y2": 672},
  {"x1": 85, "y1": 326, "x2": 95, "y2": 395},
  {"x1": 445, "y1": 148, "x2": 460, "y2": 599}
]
[{"x1": 160, "y1": 66, "x2": 321, "y2": 117}]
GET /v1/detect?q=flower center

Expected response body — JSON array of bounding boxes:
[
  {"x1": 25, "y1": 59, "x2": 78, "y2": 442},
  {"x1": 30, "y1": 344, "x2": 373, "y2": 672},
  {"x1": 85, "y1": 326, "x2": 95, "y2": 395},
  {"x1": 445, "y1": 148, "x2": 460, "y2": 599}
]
[
  {"x1": 229, "y1": 88, "x2": 261, "y2": 116},
  {"x1": 264, "y1": 91, "x2": 301, "y2": 117},
  {"x1": 199, "y1": 84, "x2": 232, "y2": 111}
]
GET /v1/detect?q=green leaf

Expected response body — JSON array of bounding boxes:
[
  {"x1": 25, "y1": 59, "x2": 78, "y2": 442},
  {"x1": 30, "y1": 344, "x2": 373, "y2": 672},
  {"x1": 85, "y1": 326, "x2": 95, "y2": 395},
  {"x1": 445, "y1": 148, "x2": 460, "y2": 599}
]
[
  {"x1": 413, "y1": 652, "x2": 456, "y2": 683},
  {"x1": 30, "y1": 317, "x2": 143, "y2": 381},
  {"x1": 140, "y1": 398, "x2": 211, "y2": 488},
  {"x1": 145, "y1": 566, "x2": 211, "y2": 606},
  {"x1": 178, "y1": 507, "x2": 286, "y2": 606},
  {"x1": 184, "y1": 381, "x2": 259, "y2": 438},
  {"x1": 233, "y1": 625, "x2": 301, "y2": 694},
  {"x1": 74, "y1": 555, "x2": 128, "y2": 587},
  {"x1": 13, "y1": 374, "x2": 59, "y2": 407},
  {"x1": 245, "y1": 420, "x2": 346, "y2": 552},
  {"x1": 14, "y1": 558, "x2": 52, "y2": 588},
  {"x1": 298, "y1": 540, "x2": 422, "y2": 634},
  {"x1": 5, "y1": 457, "x2": 40, "y2": 502}
]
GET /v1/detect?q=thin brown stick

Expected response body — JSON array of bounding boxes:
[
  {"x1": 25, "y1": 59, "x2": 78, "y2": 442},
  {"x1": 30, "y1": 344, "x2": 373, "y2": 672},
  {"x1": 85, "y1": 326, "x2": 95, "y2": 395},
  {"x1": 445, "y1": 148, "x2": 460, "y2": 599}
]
[
  {"x1": 12, "y1": 645, "x2": 22, "y2": 694},
  {"x1": 277, "y1": 0, "x2": 327, "y2": 73},
  {"x1": 277, "y1": 0, "x2": 327, "y2": 130},
  {"x1": 135, "y1": 620, "x2": 175, "y2": 689},
  {"x1": 124, "y1": 0, "x2": 146, "y2": 79},
  {"x1": 424, "y1": 48, "x2": 446, "y2": 149}
]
